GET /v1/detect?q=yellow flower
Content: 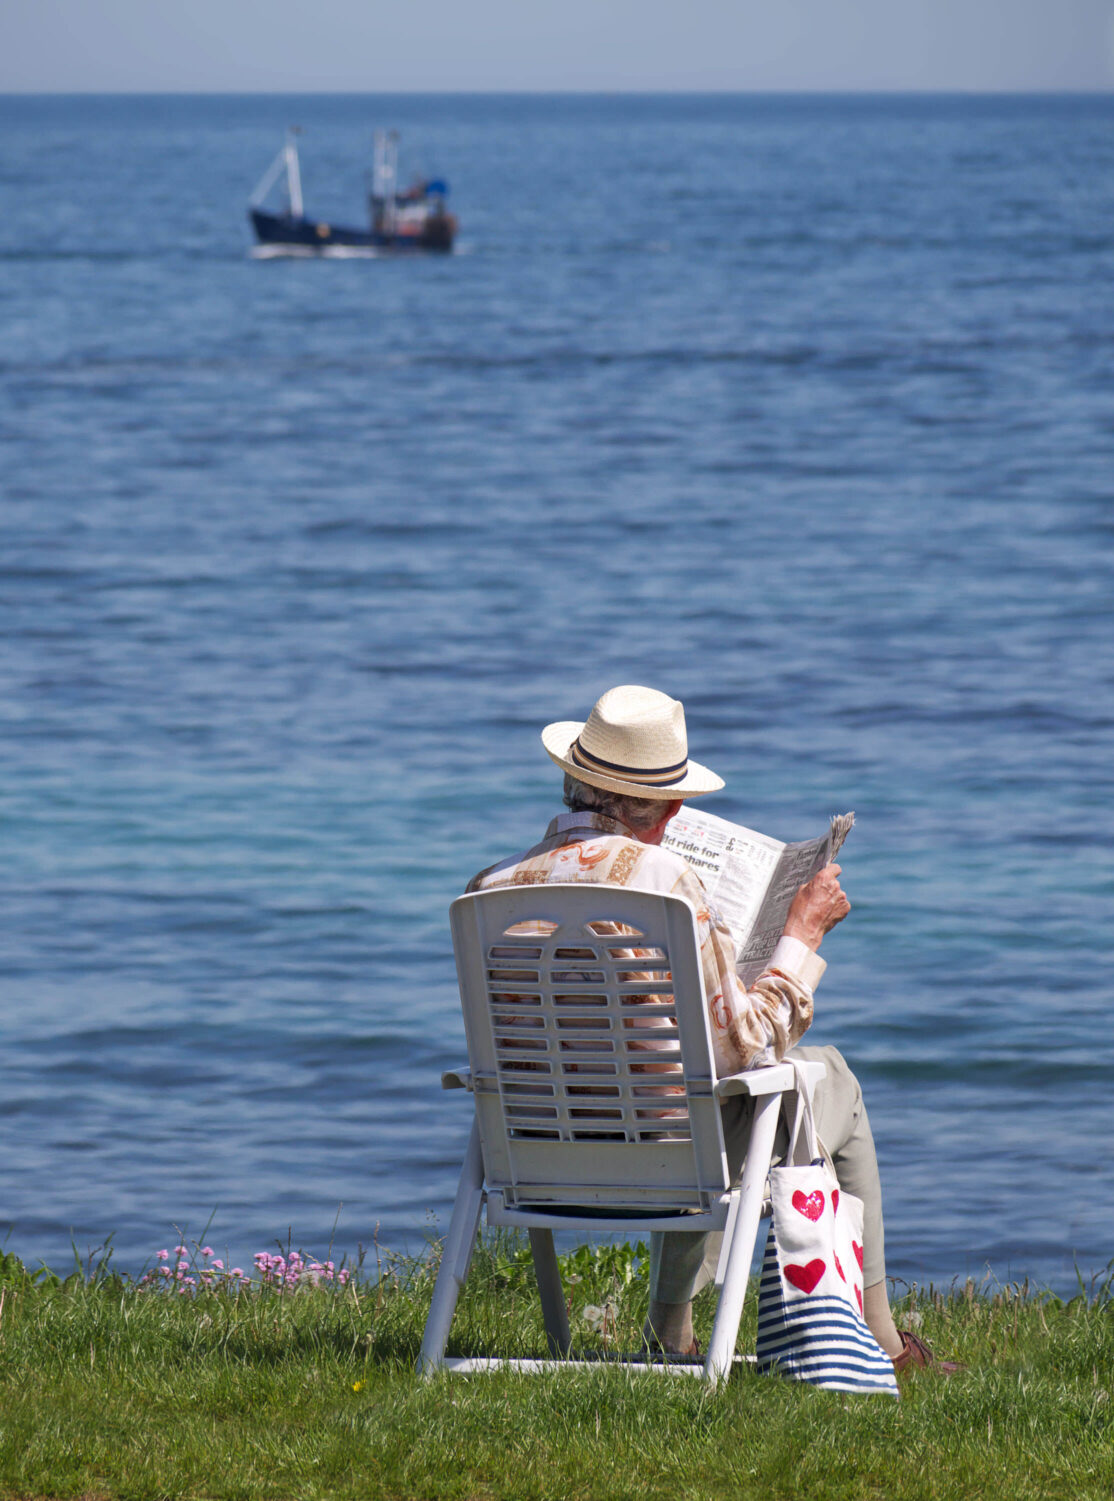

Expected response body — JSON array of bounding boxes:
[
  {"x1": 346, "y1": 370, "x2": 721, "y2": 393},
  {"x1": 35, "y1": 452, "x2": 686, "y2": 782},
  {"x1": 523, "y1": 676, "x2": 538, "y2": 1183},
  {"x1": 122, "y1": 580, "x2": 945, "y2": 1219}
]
[{"x1": 351, "y1": 1380, "x2": 365, "y2": 1392}]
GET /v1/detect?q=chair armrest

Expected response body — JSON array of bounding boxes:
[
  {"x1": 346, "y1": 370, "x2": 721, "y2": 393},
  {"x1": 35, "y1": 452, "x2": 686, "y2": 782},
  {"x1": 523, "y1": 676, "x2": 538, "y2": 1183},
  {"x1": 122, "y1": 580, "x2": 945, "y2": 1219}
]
[
  {"x1": 714, "y1": 1059, "x2": 826, "y2": 1099},
  {"x1": 441, "y1": 1068, "x2": 473, "y2": 1091}
]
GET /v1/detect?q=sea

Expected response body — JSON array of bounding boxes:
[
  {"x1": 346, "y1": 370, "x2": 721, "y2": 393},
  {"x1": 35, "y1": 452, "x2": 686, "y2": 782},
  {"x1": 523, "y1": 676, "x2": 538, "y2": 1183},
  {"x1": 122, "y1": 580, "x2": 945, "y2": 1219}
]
[{"x1": 1, "y1": 92, "x2": 1112, "y2": 1294}]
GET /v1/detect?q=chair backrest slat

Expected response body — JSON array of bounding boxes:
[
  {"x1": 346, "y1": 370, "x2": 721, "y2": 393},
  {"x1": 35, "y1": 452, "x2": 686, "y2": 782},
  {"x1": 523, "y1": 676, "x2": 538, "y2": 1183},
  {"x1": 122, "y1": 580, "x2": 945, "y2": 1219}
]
[{"x1": 450, "y1": 885, "x2": 731, "y2": 1212}]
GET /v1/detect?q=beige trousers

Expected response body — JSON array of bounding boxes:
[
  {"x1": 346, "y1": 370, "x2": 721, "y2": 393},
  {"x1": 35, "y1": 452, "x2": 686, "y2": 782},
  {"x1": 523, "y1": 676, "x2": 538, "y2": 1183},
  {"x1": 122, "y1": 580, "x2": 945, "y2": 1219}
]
[{"x1": 649, "y1": 1044, "x2": 887, "y2": 1302}]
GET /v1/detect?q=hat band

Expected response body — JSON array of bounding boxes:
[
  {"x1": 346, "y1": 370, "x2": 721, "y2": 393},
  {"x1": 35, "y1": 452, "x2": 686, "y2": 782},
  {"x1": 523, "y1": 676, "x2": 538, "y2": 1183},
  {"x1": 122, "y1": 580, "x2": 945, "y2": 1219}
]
[{"x1": 570, "y1": 738, "x2": 689, "y2": 787}]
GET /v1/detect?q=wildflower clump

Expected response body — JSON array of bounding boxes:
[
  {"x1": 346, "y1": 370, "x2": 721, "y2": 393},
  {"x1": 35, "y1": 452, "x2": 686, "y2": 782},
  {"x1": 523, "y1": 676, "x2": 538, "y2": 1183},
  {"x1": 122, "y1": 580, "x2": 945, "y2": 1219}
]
[
  {"x1": 134, "y1": 1240, "x2": 350, "y2": 1296},
  {"x1": 252, "y1": 1249, "x2": 351, "y2": 1290},
  {"x1": 136, "y1": 1243, "x2": 250, "y2": 1295}
]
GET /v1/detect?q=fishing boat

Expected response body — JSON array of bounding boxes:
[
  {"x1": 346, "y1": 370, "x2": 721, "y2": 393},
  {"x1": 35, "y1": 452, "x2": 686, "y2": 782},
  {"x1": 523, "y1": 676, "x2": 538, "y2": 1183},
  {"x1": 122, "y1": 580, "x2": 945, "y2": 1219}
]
[{"x1": 248, "y1": 129, "x2": 457, "y2": 256}]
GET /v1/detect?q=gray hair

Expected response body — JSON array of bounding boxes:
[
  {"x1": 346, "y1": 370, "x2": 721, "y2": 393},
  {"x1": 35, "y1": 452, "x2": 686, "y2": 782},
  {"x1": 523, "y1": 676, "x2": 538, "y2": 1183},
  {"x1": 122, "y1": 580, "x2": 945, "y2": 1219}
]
[{"x1": 562, "y1": 773, "x2": 666, "y2": 835}]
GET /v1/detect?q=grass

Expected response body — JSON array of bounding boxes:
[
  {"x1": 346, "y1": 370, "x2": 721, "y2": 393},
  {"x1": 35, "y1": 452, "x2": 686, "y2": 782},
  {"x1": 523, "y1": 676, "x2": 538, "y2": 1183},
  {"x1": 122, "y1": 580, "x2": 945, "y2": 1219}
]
[{"x1": 0, "y1": 1237, "x2": 1111, "y2": 1500}]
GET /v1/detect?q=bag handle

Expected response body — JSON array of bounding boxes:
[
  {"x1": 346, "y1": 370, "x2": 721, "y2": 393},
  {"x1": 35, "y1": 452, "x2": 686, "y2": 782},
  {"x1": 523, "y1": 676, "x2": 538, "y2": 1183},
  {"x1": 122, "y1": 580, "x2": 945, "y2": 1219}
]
[{"x1": 782, "y1": 1056, "x2": 822, "y2": 1167}]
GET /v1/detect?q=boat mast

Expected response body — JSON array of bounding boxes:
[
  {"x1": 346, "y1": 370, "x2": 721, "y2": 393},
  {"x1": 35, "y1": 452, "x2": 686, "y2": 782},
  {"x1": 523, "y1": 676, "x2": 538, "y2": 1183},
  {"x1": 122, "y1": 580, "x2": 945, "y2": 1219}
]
[
  {"x1": 283, "y1": 129, "x2": 304, "y2": 218},
  {"x1": 372, "y1": 130, "x2": 398, "y2": 235},
  {"x1": 249, "y1": 127, "x2": 304, "y2": 218}
]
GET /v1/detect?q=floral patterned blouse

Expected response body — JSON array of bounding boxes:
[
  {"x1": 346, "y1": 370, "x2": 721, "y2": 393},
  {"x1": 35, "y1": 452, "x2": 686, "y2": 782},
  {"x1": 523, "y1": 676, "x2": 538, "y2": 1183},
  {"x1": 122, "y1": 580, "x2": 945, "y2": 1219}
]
[{"x1": 467, "y1": 810, "x2": 824, "y2": 1078}]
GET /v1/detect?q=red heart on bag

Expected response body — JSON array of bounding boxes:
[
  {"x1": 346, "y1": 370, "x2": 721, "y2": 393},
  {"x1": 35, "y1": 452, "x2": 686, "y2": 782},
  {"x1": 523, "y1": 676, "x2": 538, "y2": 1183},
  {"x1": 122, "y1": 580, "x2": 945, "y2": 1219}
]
[
  {"x1": 853, "y1": 1241, "x2": 864, "y2": 1270},
  {"x1": 832, "y1": 1189, "x2": 839, "y2": 1215},
  {"x1": 784, "y1": 1259, "x2": 826, "y2": 1295},
  {"x1": 834, "y1": 1253, "x2": 846, "y2": 1283},
  {"x1": 855, "y1": 1285, "x2": 863, "y2": 1314},
  {"x1": 791, "y1": 1189, "x2": 825, "y2": 1222}
]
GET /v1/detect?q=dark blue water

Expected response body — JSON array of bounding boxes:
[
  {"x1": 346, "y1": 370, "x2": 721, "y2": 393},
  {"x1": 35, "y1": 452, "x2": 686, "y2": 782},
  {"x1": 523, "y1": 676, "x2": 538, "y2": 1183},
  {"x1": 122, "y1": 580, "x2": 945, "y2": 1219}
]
[{"x1": 2, "y1": 93, "x2": 1112, "y2": 1293}]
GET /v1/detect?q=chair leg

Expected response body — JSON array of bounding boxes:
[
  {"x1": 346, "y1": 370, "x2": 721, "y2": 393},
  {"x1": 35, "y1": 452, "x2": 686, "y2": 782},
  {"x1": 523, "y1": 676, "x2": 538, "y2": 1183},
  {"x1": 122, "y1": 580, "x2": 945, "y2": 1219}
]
[
  {"x1": 529, "y1": 1228, "x2": 572, "y2": 1357},
  {"x1": 712, "y1": 1192, "x2": 742, "y2": 1292},
  {"x1": 417, "y1": 1120, "x2": 484, "y2": 1375},
  {"x1": 703, "y1": 1089, "x2": 783, "y2": 1386}
]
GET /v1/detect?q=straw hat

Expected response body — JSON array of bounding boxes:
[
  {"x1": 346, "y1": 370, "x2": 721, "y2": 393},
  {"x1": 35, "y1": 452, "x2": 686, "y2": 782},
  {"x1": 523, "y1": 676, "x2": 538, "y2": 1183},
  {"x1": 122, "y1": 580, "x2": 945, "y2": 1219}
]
[{"x1": 541, "y1": 685, "x2": 725, "y2": 800}]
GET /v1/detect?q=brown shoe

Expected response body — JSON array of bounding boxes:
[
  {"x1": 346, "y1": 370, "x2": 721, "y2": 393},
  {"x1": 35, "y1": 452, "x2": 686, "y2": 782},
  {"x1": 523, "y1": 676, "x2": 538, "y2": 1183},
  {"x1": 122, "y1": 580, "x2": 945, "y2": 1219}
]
[{"x1": 893, "y1": 1329, "x2": 965, "y2": 1376}]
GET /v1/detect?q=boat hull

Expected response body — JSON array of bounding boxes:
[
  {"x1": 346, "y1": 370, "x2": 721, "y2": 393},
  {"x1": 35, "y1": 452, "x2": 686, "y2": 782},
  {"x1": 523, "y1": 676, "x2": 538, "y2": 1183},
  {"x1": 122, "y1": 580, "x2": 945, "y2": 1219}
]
[{"x1": 249, "y1": 208, "x2": 455, "y2": 253}]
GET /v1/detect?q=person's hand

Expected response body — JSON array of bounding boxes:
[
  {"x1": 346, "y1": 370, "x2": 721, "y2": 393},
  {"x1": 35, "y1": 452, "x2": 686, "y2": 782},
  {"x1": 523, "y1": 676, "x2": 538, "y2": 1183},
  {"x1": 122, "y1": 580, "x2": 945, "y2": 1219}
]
[{"x1": 782, "y1": 863, "x2": 850, "y2": 951}]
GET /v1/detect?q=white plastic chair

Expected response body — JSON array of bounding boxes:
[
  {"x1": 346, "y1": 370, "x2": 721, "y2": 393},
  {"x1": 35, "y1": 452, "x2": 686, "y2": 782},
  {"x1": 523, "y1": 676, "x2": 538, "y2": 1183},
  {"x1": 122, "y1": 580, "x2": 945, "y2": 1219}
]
[{"x1": 418, "y1": 883, "x2": 823, "y2": 1385}]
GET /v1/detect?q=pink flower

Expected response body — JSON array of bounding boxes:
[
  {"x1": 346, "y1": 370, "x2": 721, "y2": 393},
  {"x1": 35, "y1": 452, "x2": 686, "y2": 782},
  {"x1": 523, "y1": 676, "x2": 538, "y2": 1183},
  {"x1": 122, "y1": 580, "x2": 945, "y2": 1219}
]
[
  {"x1": 231, "y1": 1268, "x2": 243, "y2": 1278},
  {"x1": 212, "y1": 1259, "x2": 224, "y2": 1271},
  {"x1": 201, "y1": 1246, "x2": 214, "y2": 1258},
  {"x1": 156, "y1": 1249, "x2": 169, "y2": 1261}
]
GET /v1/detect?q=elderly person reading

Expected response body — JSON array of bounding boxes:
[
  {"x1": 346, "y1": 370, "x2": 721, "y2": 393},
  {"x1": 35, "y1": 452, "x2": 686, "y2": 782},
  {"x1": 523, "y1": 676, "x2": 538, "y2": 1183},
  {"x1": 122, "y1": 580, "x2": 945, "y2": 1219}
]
[{"x1": 467, "y1": 684, "x2": 960, "y2": 1374}]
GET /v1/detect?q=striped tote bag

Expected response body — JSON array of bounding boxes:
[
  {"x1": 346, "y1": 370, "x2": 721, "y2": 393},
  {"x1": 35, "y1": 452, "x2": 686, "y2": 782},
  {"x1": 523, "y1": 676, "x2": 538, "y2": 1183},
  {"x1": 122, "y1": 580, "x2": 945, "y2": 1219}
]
[{"x1": 755, "y1": 1066, "x2": 899, "y2": 1397}]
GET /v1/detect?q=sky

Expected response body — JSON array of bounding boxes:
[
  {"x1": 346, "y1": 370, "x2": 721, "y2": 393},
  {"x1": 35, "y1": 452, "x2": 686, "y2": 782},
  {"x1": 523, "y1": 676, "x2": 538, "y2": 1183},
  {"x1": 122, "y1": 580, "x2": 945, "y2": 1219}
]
[{"x1": 3, "y1": 0, "x2": 1114, "y2": 93}]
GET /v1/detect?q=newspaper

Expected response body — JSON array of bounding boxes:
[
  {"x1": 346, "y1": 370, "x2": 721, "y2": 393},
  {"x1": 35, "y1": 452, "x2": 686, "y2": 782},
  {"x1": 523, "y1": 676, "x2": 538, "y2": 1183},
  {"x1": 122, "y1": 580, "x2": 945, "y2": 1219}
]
[{"x1": 660, "y1": 807, "x2": 854, "y2": 985}]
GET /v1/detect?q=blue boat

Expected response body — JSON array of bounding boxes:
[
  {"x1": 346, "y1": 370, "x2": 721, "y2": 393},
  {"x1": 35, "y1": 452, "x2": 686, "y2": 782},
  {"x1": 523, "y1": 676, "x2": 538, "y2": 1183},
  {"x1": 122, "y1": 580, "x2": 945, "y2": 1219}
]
[{"x1": 248, "y1": 130, "x2": 456, "y2": 256}]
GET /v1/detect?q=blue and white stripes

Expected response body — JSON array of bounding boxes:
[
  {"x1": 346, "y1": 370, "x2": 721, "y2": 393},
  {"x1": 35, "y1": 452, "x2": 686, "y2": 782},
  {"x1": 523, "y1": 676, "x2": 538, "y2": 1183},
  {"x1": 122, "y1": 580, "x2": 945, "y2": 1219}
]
[{"x1": 756, "y1": 1229, "x2": 899, "y2": 1397}]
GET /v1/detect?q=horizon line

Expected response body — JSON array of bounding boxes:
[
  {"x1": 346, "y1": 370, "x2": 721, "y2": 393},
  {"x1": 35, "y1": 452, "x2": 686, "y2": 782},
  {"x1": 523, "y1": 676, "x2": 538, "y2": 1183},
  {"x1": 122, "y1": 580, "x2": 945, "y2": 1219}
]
[{"x1": 3, "y1": 85, "x2": 1113, "y2": 98}]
